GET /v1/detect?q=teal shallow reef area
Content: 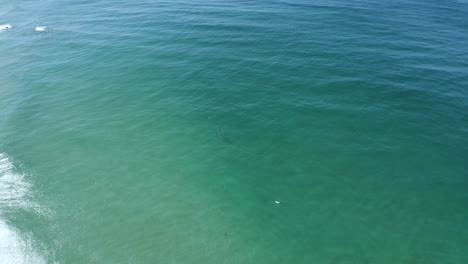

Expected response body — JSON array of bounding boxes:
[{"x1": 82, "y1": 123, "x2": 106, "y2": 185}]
[{"x1": 1, "y1": 0, "x2": 467, "y2": 263}]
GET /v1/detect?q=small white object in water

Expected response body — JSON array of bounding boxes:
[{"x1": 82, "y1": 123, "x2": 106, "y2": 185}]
[
  {"x1": 274, "y1": 201, "x2": 280, "y2": 204},
  {"x1": 0, "y1": 24, "x2": 12, "y2": 30},
  {"x1": 35, "y1": 26, "x2": 46, "y2": 32}
]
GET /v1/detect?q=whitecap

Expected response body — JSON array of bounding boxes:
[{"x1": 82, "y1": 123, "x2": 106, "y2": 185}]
[
  {"x1": 0, "y1": 220, "x2": 46, "y2": 264},
  {"x1": 0, "y1": 24, "x2": 12, "y2": 31},
  {"x1": 35, "y1": 26, "x2": 46, "y2": 32},
  {"x1": 0, "y1": 154, "x2": 31, "y2": 209},
  {"x1": 0, "y1": 153, "x2": 46, "y2": 264}
]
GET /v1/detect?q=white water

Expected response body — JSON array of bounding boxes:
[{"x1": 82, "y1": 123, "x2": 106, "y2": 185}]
[
  {"x1": 0, "y1": 24, "x2": 12, "y2": 31},
  {"x1": 0, "y1": 153, "x2": 45, "y2": 264}
]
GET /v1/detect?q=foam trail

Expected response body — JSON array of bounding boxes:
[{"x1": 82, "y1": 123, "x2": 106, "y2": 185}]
[{"x1": 0, "y1": 153, "x2": 46, "y2": 264}]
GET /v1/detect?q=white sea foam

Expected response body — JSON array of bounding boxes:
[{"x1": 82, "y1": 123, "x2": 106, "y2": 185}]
[
  {"x1": 0, "y1": 153, "x2": 46, "y2": 264},
  {"x1": 0, "y1": 24, "x2": 12, "y2": 31},
  {"x1": 35, "y1": 26, "x2": 46, "y2": 32},
  {"x1": 0, "y1": 154, "x2": 31, "y2": 210},
  {"x1": 0, "y1": 220, "x2": 46, "y2": 264}
]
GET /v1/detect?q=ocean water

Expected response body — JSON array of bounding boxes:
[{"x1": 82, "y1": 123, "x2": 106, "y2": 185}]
[{"x1": 1, "y1": 0, "x2": 468, "y2": 263}]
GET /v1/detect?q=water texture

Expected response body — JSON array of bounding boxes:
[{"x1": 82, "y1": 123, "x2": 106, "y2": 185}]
[{"x1": 0, "y1": 0, "x2": 467, "y2": 263}]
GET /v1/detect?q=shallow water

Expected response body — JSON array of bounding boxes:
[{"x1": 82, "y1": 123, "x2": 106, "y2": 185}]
[{"x1": 1, "y1": 0, "x2": 468, "y2": 263}]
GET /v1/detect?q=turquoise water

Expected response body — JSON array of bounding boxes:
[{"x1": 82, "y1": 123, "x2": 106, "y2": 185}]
[{"x1": 1, "y1": 0, "x2": 468, "y2": 263}]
